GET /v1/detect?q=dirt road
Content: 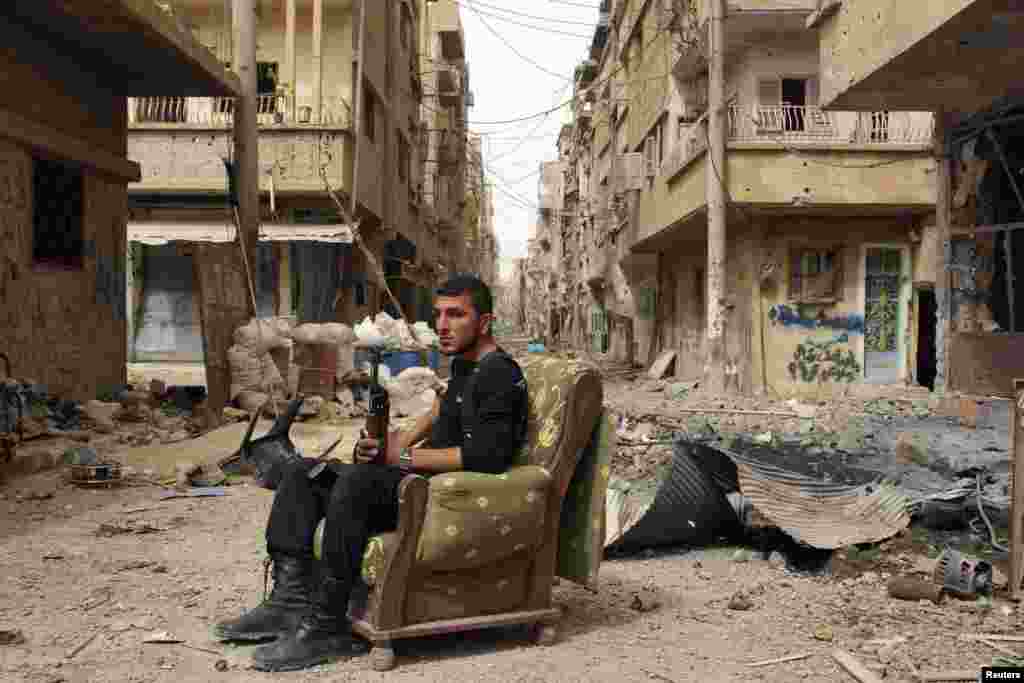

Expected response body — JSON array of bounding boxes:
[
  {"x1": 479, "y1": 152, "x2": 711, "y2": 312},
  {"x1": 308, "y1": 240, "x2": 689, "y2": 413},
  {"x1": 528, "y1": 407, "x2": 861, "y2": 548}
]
[{"x1": 1, "y1": 465, "x2": 1020, "y2": 683}]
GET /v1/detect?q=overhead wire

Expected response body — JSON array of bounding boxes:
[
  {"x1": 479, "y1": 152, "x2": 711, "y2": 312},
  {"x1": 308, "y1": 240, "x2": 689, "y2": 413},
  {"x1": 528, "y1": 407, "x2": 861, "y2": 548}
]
[
  {"x1": 465, "y1": 22, "x2": 672, "y2": 126},
  {"x1": 459, "y1": 0, "x2": 601, "y2": 27},
  {"x1": 452, "y1": 2, "x2": 594, "y2": 39},
  {"x1": 461, "y1": 1, "x2": 571, "y2": 81}
]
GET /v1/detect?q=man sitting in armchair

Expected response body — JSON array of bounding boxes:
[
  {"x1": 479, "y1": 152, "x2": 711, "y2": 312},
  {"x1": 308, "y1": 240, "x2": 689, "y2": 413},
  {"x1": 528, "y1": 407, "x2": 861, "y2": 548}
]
[{"x1": 214, "y1": 274, "x2": 530, "y2": 672}]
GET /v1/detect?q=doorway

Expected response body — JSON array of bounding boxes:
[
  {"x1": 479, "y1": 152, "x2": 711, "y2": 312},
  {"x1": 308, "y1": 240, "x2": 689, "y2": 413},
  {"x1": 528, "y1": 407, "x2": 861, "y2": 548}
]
[
  {"x1": 781, "y1": 78, "x2": 807, "y2": 131},
  {"x1": 864, "y1": 247, "x2": 905, "y2": 382},
  {"x1": 915, "y1": 288, "x2": 937, "y2": 390}
]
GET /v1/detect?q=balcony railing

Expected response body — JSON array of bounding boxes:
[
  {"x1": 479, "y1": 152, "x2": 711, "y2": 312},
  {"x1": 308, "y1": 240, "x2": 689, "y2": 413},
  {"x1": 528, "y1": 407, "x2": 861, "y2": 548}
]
[
  {"x1": 128, "y1": 95, "x2": 352, "y2": 129},
  {"x1": 727, "y1": 105, "x2": 933, "y2": 146}
]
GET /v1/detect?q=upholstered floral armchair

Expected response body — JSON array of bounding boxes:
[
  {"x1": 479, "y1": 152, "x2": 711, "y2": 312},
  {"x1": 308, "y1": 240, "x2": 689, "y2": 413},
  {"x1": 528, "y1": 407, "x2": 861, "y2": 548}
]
[{"x1": 313, "y1": 356, "x2": 613, "y2": 670}]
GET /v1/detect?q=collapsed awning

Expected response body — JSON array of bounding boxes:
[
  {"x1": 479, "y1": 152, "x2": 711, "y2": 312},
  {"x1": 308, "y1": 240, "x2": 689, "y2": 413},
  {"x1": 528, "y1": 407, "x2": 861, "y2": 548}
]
[{"x1": 128, "y1": 222, "x2": 354, "y2": 245}]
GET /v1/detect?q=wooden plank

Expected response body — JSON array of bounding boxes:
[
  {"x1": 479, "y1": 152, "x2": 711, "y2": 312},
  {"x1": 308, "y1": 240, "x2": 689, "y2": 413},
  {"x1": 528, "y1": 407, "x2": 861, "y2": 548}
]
[
  {"x1": 831, "y1": 649, "x2": 883, "y2": 683},
  {"x1": 1013, "y1": 380, "x2": 1024, "y2": 602},
  {"x1": 351, "y1": 607, "x2": 560, "y2": 641},
  {"x1": 647, "y1": 350, "x2": 677, "y2": 380}
]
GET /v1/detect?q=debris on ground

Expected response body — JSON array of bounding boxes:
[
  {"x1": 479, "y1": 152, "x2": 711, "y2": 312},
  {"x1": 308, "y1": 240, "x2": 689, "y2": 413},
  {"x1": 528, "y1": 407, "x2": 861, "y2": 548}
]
[{"x1": 0, "y1": 629, "x2": 26, "y2": 645}]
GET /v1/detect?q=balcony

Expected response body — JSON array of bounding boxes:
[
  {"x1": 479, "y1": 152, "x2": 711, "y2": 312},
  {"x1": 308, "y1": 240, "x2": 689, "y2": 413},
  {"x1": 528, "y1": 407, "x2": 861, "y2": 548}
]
[
  {"x1": 726, "y1": 106, "x2": 934, "y2": 147},
  {"x1": 813, "y1": 0, "x2": 1024, "y2": 112},
  {"x1": 634, "y1": 105, "x2": 936, "y2": 250},
  {"x1": 128, "y1": 95, "x2": 352, "y2": 129},
  {"x1": 128, "y1": 127, "x2": 351, "y2": 194}
]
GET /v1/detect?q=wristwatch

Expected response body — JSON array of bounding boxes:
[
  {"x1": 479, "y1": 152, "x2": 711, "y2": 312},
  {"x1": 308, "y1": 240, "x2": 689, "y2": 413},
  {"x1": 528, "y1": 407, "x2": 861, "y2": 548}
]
[{"x1": 399, "y1": 446, "x2": 414, "y2": 472}]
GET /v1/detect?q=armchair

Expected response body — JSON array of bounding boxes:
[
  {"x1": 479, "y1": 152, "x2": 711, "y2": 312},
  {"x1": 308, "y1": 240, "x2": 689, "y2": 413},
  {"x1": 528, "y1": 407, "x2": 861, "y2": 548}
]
[{"x1": 313, "y1": 356, "x2": 612, "y2": 670}]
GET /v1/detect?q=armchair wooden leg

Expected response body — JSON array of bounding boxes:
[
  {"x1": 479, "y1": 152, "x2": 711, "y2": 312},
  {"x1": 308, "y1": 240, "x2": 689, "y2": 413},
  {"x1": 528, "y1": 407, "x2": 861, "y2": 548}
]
[{"x1": 370, "y1": 641, "x2": 396, "y2": 671}]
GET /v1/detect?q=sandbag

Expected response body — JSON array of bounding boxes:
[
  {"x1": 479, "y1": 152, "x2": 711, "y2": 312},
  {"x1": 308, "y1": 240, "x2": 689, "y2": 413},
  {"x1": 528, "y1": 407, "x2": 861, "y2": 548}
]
[
  {"x1": 336, "y1": 342, "x2": 355, "y2": 382},
  {"x1": 234, "y1": 318, "x2": 287, "y2": 355},
  {"x1": 227, "y1": 346, "x2": 262, "y2": 399},
  {"x1": 290, "y1": 323, "x2": 321, "y2": 346},
  {"x1": 228, "y1": 346, "x2": 283, "y2": 399},
  {"x1": 321, "y1": 322, "x2": 354, "y2": 345}
]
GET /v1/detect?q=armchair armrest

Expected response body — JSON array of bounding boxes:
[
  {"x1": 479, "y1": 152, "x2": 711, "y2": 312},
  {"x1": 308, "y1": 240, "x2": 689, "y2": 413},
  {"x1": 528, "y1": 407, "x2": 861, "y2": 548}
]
[{"x1": 417, "y1": 465, "x2": 552, "y2": 572}]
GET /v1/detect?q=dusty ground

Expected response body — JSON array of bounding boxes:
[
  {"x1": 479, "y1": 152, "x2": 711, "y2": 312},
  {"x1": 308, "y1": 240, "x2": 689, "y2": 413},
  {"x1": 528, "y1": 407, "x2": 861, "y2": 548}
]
[
  {"x1": 0, "y1": 360, "x2": 1019, "y2": 682},
  {"x1": 2, "y1": 467, "x2": 1023, "y2": 683}
]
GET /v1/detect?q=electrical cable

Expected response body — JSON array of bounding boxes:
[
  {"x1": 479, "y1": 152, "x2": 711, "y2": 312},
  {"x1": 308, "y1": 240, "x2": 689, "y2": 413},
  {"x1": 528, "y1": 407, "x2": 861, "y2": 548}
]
[
  {"x1": 464, "y1": 23, "x2": 671, "y2": 125},
  {"x1": 461, "y1": 2, "x2": 570, "y2": 81},
  {"x1": 453, "y1": 2, "x2": 594, "y2": 38},
  {"x1": 460, "y1": 0, "x2": 600, "y2": 27},
  {"x1": 548, "y1": 0, "x2": 603, "y2": 8}
]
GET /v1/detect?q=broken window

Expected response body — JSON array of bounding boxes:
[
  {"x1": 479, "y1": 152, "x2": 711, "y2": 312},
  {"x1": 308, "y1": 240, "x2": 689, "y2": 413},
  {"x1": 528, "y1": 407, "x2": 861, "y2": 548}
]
[
  {"x1": 789, "y1": 246, "x2": 842, "y2": 302},
  {"x1": 257, "y1": 62, "x2": 279, "y2": 114},
  {"x1": 32, "y1": 157, "x2": 84, "y2": 270}
]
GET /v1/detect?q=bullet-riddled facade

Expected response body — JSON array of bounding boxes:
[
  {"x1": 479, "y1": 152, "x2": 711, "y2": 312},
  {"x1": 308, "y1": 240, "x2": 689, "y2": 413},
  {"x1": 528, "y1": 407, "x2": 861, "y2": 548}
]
[
  {"x1": 126, "y1": 0, "x2": 494, "y2": 361},
  {"x1": 528, "y1": 0, "x2": 940, "y2": 396}
]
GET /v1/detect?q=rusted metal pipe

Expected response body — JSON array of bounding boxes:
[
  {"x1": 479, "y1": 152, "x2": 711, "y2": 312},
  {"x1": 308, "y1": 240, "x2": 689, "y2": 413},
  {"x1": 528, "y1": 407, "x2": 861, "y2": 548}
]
[{"x1": 887, "y1": 576, "x2": 944, "y2": 604}]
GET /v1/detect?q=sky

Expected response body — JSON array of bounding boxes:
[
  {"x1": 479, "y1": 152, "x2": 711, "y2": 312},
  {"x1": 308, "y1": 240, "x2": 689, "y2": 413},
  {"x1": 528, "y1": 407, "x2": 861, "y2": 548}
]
[{"x1": 457, "y1": 0, "x2": 602, "y2": 270}]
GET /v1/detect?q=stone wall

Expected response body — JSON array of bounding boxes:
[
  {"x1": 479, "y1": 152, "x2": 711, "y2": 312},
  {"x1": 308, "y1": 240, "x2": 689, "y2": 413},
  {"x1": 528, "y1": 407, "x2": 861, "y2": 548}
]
[{"x1": 0, "y1": 137, "x2": 127, "y2": 401}]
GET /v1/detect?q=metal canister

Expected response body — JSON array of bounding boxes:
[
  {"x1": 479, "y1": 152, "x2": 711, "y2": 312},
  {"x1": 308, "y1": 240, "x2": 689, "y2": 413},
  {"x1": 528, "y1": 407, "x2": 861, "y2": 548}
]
[{"x1": 934, "y1": 549, "x2": 993, "y2": 597}]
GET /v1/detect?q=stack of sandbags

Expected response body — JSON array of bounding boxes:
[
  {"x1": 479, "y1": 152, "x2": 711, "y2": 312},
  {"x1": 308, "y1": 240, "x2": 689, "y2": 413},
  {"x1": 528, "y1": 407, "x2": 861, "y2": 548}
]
[
  {"x1": 385, "y1": 366, "x2": 443, "y2": 418},
  {"x1": 229, "y1": 317, "x2": 291, "y2": 411},
  {"x1": 291, "y1": 322, "x2": 356, "y2": 385}
]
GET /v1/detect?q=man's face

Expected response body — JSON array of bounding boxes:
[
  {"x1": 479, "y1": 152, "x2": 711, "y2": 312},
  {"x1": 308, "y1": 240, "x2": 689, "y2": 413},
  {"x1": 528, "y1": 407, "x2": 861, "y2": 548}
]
[{"x1": 434, "y1": 293, "x2": 492, "y2": 356}]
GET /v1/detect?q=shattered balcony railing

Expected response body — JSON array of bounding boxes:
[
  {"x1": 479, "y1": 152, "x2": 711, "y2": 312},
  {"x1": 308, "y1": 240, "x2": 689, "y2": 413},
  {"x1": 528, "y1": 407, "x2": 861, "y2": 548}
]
[
  {"x1": 727, "y1": 105, "x2": 933, "y2": 146},
  {"x1": 128, "y1": 95, "x2": 352, "y2": 129}
]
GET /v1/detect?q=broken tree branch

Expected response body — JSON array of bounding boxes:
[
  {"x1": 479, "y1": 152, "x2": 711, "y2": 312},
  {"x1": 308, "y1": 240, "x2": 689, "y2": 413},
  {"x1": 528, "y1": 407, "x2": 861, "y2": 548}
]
[
  {"x1": 672, "y1": 408, "x2": 802, "y2": 418},
  {"x1": 746, "y1": 653, "x2": 812, "y2": 667},
  {"x1": 319, "y1": 167, "x2": 424, "y2": 348},
  {"x1": 830, "y1": 649, "x2": 882, "y2": 683}
]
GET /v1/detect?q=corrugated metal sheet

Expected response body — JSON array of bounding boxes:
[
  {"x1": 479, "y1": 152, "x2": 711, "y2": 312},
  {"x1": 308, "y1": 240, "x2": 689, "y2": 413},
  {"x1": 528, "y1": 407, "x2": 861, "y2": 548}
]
[
  {"x1": 719, "y1": 445, "x2": 912, "y2": 549},
  {"x1": 128, "y1": 222, "x2": 354, "y2": 245},
  {"x1": 605, "y1": 439, "x2": 912, "y2": 552},
  {"x1": 605, "y1": 442, "x2": 739, "y2": 550}
]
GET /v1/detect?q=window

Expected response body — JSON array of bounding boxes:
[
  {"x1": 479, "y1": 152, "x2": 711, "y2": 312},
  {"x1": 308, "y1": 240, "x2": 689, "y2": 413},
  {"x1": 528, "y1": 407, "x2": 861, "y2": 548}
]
[
  {"x1": 397, "y1": 132, "x2": 410, "y2": 185},
  {"x1": 257, "y1": 61, "x2": 279, "y2": 114},
  {"x1": 363, "y1": 85, "x2": 376, "y2": 142},
  {"x1": 757, "y1": 76, "x2": 820, "y2": 132},
  {"x1": 789, "y1": 246, "x2": 843, "y2": 302},
  {"x1": 33, "y1": 157, "x2": 84, "y2": 269}
]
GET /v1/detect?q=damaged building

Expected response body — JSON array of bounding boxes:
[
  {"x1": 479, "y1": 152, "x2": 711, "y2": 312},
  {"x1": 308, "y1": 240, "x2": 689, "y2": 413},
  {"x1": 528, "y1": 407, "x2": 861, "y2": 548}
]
[
  {"x1": 812, "y1": 0, "x2": 1024, "y2": 397},
  {"x1": 523, "y1": 0, "x2": 942, "y2": 396},
  {"x1": 0, "y1": 1, "x2": 240, "y2": 400},
  {"x1": 125, "y1": 0, "x2": 496, "y2": 364}
]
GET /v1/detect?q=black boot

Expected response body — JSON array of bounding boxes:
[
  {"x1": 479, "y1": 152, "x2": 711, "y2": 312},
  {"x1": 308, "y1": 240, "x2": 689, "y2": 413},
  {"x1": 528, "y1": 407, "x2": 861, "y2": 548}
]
[
  {"x1": 213, "y1": 554, "x2": 313, "y2": 642},
  {"x1": 251, "y1": 575, "x2": 368, "y2": 672}
]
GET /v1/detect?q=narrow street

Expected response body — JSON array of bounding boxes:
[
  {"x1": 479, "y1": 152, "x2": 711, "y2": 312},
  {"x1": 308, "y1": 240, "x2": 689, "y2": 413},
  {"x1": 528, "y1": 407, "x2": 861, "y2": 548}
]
[
  {"x1": 3, "y1": 459, "x2": 1022, "y2": 683},
  {"x1": 2, "y1": 352, "x2": 1022, "y2": 681}
]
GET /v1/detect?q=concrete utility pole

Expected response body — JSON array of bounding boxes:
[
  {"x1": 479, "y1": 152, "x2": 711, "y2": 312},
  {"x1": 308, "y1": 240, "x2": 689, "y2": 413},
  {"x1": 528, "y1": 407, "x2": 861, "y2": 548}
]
[
  {"x1": 233, "y1": 0, "x2": 259, "y2": 280},
  {"x1": 704, "y1": 0, "x2": 728, "y2": 393},
  {"x1": 933, "y1": 110, "x2": 953, "y2": 393}
]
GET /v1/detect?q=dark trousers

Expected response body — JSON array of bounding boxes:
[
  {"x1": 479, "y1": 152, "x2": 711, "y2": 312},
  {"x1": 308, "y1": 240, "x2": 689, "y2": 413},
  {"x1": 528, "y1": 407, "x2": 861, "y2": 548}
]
[{"x1": 265, "y1": 459, "x2": 407, "y2": 608}]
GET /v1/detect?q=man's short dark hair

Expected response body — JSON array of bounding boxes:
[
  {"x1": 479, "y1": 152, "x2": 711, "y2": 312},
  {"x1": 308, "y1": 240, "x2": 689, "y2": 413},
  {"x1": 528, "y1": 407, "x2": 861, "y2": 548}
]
[{"x1": 436, "y1": 274, "x2": 493, "y2": 317}]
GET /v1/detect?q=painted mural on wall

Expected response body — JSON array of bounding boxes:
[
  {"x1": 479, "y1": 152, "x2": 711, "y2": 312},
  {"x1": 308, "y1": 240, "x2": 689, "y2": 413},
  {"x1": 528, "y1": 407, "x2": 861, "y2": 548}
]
[
  {"x1": 768, "y1": 304, "x2": 865, "y2": 333},
  {"x1": 788, "y1": 334, "x2": 862, "y2": 384}
]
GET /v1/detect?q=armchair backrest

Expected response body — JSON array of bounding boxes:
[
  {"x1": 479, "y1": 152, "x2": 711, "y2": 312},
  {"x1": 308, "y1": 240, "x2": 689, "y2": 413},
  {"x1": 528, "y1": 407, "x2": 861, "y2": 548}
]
[{"x1": 514, "y1": 357, "x2": 603, "y2": 497}]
